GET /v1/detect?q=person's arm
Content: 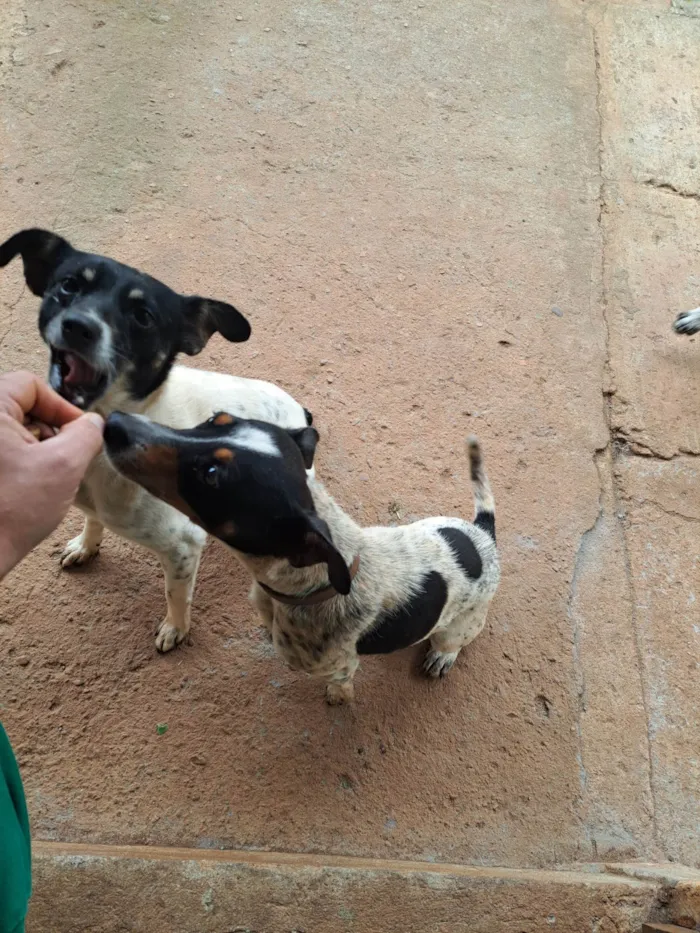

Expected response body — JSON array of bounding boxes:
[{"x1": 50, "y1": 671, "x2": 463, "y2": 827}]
[{"x1": 0, "y1": 371, "x2": 104, "y2": 580}]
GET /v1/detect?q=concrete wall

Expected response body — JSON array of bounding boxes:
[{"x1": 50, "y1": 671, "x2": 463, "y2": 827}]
[{"x1": 1, "y1": 0, "x2": 700, "y2": 928}]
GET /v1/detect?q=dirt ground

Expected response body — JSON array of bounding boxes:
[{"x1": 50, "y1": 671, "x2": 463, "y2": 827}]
[{"x1": 1, "y1": 0, "x2": 700, "y2": 915}]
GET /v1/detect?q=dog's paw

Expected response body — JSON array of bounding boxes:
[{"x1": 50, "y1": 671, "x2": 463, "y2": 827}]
[
  {"x1": 155, "y1": 619, "x2": 188, "y2": 653},
  {"x1": 59, "y1": 535, "x2": 100, "y2": 569},
  {"x1": 423, "y1": 648, "x2": 459, "y2": 679},
  {"x1": 674, "y1": 308, "x2": 700, "y2": 335},
  {"x1": 325, "y1": 682, "x2": 354, "y2": 706}
]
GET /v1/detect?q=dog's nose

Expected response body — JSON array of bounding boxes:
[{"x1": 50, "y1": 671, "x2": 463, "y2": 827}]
[
  {"x1": 104, "y1": 413, "x2": 132, "y2": 453},
  {"x1": 61, "y1": 312, "x2": 100, "y2": 348}
]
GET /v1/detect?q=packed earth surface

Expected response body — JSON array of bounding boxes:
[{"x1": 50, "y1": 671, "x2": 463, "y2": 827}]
[{"x1": 2, "y1": 0, "x2": 700, "y2": 930}]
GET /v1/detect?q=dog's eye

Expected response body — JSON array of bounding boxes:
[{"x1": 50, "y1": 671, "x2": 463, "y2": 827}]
[
  {"x1": 202, "y1": 464, "x2": 219, "y2": 487},
  {"x1": 132, "y1": 302, "x2": 154, "y2": 329},
  {"x1": 59, "y1": 277, "x2": 80, "y2": 297}
]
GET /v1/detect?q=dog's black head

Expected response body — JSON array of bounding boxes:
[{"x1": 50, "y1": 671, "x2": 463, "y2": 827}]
[
  {"x1": 103, "y1": 411, "x2": 352, "y2": 594},
  {"x1": 0, "y1": 228, "x2": 251, "y2": 410}
]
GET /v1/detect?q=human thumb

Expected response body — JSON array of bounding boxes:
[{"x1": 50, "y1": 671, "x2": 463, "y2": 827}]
[{"x1": 42, "y1": 412, "x2": 105, "y2": 474}]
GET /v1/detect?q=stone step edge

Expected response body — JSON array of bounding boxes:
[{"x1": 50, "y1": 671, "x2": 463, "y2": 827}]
[{"x1": 34, "y1": 840, "x2": 658, "y2": 889}]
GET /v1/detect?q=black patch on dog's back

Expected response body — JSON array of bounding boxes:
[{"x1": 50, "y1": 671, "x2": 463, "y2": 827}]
[
  {"x1": 303, "y1": 407, "x2": 313, "y2": 426},
  {"x1": 474, "y1": 511, "x2": 496, "y2": 543},
  {"x1": 437, "y1": 526, "x2": 482, "y2": 579},
  {"x1": 357, "y1": 571, "x2": 448, "y2": 655}
]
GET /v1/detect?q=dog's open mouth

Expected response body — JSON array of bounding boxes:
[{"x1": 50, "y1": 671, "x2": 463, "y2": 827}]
[{"x1": 49, "y1": 348, "x2": 108, "y2": 410}]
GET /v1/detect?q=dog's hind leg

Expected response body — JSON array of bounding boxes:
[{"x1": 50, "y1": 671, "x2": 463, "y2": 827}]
[
  {"x1": 60, "y1": 516, "x2": 104, "y2": 568},
  {"x1": 423, "y1": 603, "x2": 489, "y2": 679}
]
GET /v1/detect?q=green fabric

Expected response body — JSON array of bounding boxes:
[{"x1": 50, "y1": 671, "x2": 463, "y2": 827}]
[{"x1": 0, "y1": 724, "x2": 30, "y2": 933}]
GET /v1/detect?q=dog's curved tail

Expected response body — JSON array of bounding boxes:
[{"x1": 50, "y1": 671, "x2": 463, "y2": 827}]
[{"x1": 467, "y1": 436, "x2": 495, "y2": 543}]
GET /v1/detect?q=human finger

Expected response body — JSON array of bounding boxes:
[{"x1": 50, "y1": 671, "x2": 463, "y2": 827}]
[
  {"x1": 0, "y1": 411, "x2": 40, "y2": 445},
  {"x1": 39, "y1": 412, "x2": 104, "y2": 476},
  {"x1": 0, "y1": 370, "x2": 83, "y2": 426},
  {"x1": 24, "y1": 419, "x2": 56, "y2": 441}
]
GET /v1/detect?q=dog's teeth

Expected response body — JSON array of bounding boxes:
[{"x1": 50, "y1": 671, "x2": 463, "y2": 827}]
[{"x1": 75, "y1": 394, "x2": 85, "y2": 407}]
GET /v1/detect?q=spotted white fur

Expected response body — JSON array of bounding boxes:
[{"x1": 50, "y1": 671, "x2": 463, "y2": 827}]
[{"x1": 241, "y1": 439, "x2": 500, "y2": 704}]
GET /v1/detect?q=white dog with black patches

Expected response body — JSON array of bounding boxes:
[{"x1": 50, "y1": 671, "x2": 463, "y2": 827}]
[
  {"x1": 104, "y1": 410, "x2": 501, "y2": 704},
  {"x1": 0, "y1": 228, "x2": 313, "y2": 652}
]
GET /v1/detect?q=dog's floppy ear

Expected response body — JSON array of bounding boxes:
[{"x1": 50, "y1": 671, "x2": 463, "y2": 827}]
[
  {"x1": 287, "y1": 427, "x2": 319, "y2": 470},
  {"x1": 288, "y1": 514, "x2": 352, "y2": 595},
  {"x1": 180, "y1": 296, "x2": 251, "y2": 355},
  {"x1": 0, "y1": 228, "x2": 74, "y2": 296}
]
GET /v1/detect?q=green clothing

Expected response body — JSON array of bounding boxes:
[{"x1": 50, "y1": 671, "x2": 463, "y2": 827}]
[{"x1": 0, "y1": 724, "x2": 30, "y2": 933}]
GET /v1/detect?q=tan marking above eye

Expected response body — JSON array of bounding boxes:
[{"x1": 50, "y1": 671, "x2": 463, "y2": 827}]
[
  {"x1": 212, "y1": 412, "x2": 234, "y2": 426},
  {"x1": 128, "y1": 288, "x2": 145, "y2": 300},
  {"x1": 213, "y1": 447, "x2": 234, "y2": 462},
  {"x1": 82, "y1": 268, "x2": 96, "y2": 281}
]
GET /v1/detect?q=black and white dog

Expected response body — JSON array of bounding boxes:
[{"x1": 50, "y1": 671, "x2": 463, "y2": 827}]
[
  {"x1": 0, "y1": 228, "x2": 312, "y2": 651},
  {"x1": 104, "y1": 411, "x2": 500, "y2": 704}
]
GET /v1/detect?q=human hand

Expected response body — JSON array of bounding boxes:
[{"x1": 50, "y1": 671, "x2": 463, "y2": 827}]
[{"x1": 0, "y1": 371, "x2": 104, "y2": 579}]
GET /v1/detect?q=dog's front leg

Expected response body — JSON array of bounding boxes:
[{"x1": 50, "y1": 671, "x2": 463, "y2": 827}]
[
  {"x1": 60, "y1": 516, "x2": 104, "y2": 568},
  {"x1": 154, "y1": 538, "x2": 205, "y2": 653},
  {"x1": 249, "y1": 582, "x2": 274, "y2": 640},
  {"x1": 323, "y1": 654, "x2": 360, "y2": 706}
]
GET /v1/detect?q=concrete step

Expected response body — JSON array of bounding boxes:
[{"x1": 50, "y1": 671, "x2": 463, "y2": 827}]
[{"x1": 30, "y1": 842, "x2": 686, "y2": 933}]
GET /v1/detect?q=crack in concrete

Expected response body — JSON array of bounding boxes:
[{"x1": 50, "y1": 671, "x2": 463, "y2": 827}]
[
  {"x1": 612, "y1": 431, "x2": 700, "y2": 461},
  {"x1": 1, "y1": 4, "x2": 32, "y2": 77},
  {"x1": 671, "y1": 0, "x2": 700, "y2": 19},
  {"x1": 607, "y1": 458, "x2": 662, "y2": 854},
  {"x1": 592, "y1": 25, "x2": 611, "y2": 387},
  {"x1": 567, "y1": 451, "x2": 605, "y2": 830},
  {"x1": 643, "y1": 178, "x2": 700, "y2": 203},
  {"x1": 643, "y1": 499, "x2": 700, "y2": 526},
  {"x1": 590, "y1": 13, "x2": 661, "y2": 856}
]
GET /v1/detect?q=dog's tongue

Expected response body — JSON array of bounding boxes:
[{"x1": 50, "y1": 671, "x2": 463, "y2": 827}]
[{"x1": 63, "y1": 352, "x2": 97, "y2": 386}]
